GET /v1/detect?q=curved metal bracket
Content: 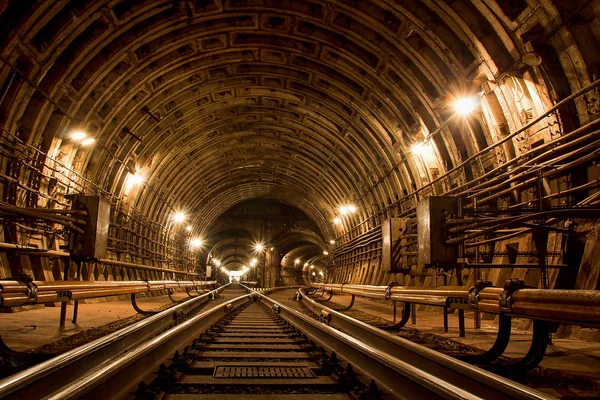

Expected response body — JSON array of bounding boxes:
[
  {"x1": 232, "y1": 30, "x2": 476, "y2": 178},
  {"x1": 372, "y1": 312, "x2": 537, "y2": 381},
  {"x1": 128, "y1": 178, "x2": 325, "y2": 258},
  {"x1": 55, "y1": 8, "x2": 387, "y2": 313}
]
[
  {"x1": 379, "y1": 302, "x2": 411, "y2": 330},
  {"x1": 0, "y1": 335, "x2": 53, "y2": 367},
  {"x1": 456, "y1": 314, "x2": 512, "y2": 365},
  {"x1": 185, "y1": 287, "x2": 199, "y2": 298},
  {"x1": 488, "y1": 319, "x2": 549, "y2": 374},
  {"x1": 337, "y1": 294, "x2": 356, "y2": 311},
  {"x1": 314, "y1": 290, "x2": 333, "y2": 302},
  {"x1": 130, "y1": 293, "x2": 157, "y2": 315},
  {"x1": 167, "y1": 288, "x2": 177, "y2": 303}
]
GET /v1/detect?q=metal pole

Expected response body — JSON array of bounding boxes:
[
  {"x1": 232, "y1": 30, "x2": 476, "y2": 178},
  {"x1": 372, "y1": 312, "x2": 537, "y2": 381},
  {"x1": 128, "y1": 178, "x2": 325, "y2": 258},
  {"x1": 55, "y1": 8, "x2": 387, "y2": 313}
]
[
  {"x1": 72, "y1": 260, "x2": 81, "y2": 323},
  {"x1": 59, "y1": 257, "x2": 70, "y2": 327}
]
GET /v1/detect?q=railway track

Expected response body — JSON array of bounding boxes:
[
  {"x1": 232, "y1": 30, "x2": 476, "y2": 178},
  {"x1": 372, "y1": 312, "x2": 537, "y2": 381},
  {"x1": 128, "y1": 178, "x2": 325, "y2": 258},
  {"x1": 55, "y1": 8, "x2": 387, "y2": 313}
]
[{"x1": 0, "y1": 283, "x2": 555, "y2": 399}]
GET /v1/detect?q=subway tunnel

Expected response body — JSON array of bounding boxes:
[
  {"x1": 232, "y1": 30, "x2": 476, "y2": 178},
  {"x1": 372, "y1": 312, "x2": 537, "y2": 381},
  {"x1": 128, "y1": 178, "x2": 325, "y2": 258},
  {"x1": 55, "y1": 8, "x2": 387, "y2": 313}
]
[{"x1": 1, "y1": 0, "x2": 600, "y2": 398}]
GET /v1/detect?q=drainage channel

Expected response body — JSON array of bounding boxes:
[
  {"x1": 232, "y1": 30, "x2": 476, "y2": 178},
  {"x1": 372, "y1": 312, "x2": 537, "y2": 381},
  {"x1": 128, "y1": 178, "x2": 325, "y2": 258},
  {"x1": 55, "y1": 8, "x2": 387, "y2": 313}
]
[{"x1": 135, "y1": 300, "x2": 367, "y2": 399}]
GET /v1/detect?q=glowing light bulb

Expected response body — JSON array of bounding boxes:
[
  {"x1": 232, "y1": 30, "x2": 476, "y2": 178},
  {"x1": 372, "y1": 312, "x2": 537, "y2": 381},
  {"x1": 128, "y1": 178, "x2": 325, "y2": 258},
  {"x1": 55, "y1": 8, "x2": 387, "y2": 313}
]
[
  {"x1": 130, "y1": 173, "x2": 144, "y2": 186},
  {"x1": 190, "y1": 238, "x2": 202, "y2": 249},
  {"x1": 254, "y1": 243, "x2": 264, "y2": 252},
  {"x1": 329, "y1": 240, "x2": 335, "y2": 245},
  {"x1": 411, "y1": 142, "x2": 425, "y2": 155},
  {"x1": 453, "y1": 96, "x2": 478, "y2": 116},
  {"x1": 186, "y1": 225, "x2": 192, "y2": 232},
  {"x1": 70, "y1": 130, "x2": 87, "y2": 141},
  {"x1": 81, "y1": 138, "x2": 95, "y2": 146},
  {"x1": 323, "y1": 250, "x2": 329, "y2": 255},
  {"x1": 173, "y1": 212, "x2": 186, "y2": 223},
  {"x1": 333, "y1": 217, "x2": 341, "y2": 224},
  {"x1": 294, "y1": 258, "x2": 300, "y2": 265}
]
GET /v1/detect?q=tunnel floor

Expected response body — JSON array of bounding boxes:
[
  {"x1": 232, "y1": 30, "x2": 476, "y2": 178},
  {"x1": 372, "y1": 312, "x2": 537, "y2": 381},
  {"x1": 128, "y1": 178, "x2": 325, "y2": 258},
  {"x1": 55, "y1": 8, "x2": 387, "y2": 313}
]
[{"x1": 1, "y1": 288, "x2": 599, "y2": 398}]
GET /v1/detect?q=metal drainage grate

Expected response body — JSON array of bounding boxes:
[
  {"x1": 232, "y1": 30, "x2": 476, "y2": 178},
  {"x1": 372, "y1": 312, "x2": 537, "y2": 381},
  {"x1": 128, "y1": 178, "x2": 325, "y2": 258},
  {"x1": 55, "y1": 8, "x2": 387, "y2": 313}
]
[{"x1": 214, "y1": 366, "x2": 315, "y2": 378}]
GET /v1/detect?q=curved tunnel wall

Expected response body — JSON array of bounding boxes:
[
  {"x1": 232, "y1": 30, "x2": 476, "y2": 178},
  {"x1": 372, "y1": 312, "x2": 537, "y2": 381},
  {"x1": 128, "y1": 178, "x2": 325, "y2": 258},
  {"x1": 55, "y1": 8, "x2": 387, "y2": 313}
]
[{"x1": 0, "y1": 1, "x2": 599, "y2": 300}]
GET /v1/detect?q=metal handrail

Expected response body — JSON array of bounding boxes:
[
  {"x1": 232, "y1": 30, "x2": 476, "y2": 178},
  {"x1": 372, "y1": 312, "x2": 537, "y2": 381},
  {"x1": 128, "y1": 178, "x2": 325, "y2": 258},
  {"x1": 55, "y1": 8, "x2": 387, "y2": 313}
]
[
  {"x1": 310, "y1": 282, "x2": 600, "y2": 328},
  {"x1": 0, "y1": 279, "x2": 217, "y2": 307}
]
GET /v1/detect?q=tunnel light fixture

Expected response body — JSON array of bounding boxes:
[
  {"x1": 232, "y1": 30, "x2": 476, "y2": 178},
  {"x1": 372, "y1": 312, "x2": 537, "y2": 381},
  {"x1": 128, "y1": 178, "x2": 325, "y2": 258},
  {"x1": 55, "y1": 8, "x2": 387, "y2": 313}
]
[
  {"x1": 186, "y1": 225, "x2": 192, "y2": 232},
  {"x1": 130, "y1": 172, "x2": 144, "y2": 186},
  {"x1": 323, "y1": 250, "x2": 329, "y2": 255},
  {"x1": 214, "y1": 259, "x2": 221, "y2": 266},
  {"x1": 453, "y1": 96, "x2": 479, "y2": 116},
  {"x1": 173, "y1": 211, "x2": 186, "y2": 223},
  {"x1": 250, "y1": 258, "x2": 257, "y2": 267},
  {"x1": 329, "y1": 240, "x2": 335, "y2": 245},
  {"x1": 338, "y1": 205, "x2": 357, "y2": 215},
  {"x1": 189, "y1": 237, "x2": 203, "y2": 249},
  {"x1": 294, "y1": 258, "x2": 301, "y2": 265},
  {"x1": 319, "y1": 271, "x2": 324, "y2": 276},
  {"x1": 269, "y1": 247, "x2": 274, "y2": 251},
  {"x1": 254, "y1": 243, "x2": 264, "y2": 252},
  {"x1": 411, "y1": 142, "x2": 425, "y2": 155},
  {"x1": 312, "y1": 272, "x2": 316, "y2": 276},
  {"x1": 304, "y1": 262, "x2": 309, "y2": 267},
  {"x1": 70, "y1": 130, "x2": 87, "y2": 141},
  {"x1": 221, "y1": 266, "x2": 227, "y2": 272},
  {"x1": 310, "y1": 265, "x2": 314, "y2": 269},
  {"x1": 81, "y1": 138, "x2": 95, "y2": 146},
  {"x1": 333, "y1": 217, "x2": 341, "y2": 224}
]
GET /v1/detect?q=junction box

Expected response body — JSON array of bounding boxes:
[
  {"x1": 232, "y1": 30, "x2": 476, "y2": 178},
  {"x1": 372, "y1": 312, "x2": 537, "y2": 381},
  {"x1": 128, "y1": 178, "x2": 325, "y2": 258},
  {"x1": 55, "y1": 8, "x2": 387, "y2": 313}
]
[
  {"x1": 417, "y1": 196, "x2": 458, "y2": 266},
  {"x1": 70, "y1": 195, "x2": 110, "y2": 260}
]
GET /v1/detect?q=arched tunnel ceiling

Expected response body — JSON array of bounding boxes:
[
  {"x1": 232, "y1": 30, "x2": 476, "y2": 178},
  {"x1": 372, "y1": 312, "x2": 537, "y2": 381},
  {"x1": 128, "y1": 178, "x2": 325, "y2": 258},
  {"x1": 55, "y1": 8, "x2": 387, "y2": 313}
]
[{"x1": 0, "y1": 0, "x2": 563, "y2": 239}]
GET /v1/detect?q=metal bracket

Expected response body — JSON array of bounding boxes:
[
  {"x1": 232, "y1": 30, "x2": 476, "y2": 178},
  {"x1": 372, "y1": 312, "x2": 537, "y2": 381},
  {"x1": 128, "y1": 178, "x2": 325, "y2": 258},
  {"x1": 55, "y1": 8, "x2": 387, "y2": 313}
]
[
  {"x1": 499, "y1": 279, "x2": 526, "y2": 312},
  {"x1": 385, "y1": 281, "x2": 401, "y2": 300},
  {"x1": 468, "y1": 280, "x2": 492, "y2": 309},
  {"x1": 130, "y1": 293, "x2": 157, "y2": 315}
]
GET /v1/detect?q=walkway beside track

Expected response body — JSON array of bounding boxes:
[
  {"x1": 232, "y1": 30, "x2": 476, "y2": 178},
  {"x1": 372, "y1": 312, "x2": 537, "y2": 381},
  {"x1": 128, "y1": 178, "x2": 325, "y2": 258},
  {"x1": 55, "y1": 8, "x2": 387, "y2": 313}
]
[{"x1": 0, "y1": 290, "x2": 232, "y2": 352}]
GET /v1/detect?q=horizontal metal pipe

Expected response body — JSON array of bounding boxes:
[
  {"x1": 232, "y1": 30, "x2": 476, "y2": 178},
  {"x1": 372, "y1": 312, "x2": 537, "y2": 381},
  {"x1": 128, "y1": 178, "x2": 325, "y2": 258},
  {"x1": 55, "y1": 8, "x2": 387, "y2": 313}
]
[
  {"x1": 0, "y1": 279, "x2": 217, "y2": 307},
  {"x1": 310, "y1": 283, "x2": 600, "y2": 327}
]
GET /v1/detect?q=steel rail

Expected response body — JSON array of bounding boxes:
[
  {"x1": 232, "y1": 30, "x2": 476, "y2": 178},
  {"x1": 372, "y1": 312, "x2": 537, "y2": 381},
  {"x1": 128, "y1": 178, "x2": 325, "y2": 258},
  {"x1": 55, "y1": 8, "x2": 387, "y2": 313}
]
[
  {"x1": 0, "y1": 283, "x2": 230, "y2": 399},
  {"x1": 44, "y1": 291, "x2": 253, "y2": 400},
  {"x1": 290, "y1": 287, "x2": 553, "y2": 400}
]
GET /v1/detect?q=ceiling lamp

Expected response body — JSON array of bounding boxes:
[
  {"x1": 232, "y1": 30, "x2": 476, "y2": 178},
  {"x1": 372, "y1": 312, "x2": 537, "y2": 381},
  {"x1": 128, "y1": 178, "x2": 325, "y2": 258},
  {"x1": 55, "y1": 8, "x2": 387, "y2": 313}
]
[
  {"x1": 173, "y1": 211, "x2": 186, "y2": 223},
  {"x1": 453, "y1": 96, "x2": 479, "y2": 116},
  {"x1": 189, "y1": 237, "x2": 203, "y2": 249}
]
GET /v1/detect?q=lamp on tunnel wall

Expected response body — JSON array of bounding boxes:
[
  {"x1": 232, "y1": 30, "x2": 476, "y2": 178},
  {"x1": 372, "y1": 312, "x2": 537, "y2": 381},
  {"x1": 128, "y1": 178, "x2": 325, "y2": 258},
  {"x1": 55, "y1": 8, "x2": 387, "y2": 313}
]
[
  {"x1": 294, "y1": 258, "x2": 301, "y2": 265},
  {"x1": 452, "y1": 96, "x2": 480, "y2": 116},
  {"x1": 189, "y1": 237, "x2": 203, "y2": 249},
  {"x1": 69, "y1": 129, "x2": 95, "y2": 146},
  {"x1": 172, "y1": 211, "x2": 186, "y2": 223},
  {"x1": 254, "y1": 243, "x2": 265, "y2": 252},
  {"x1": 332, "y1": 204, "x2": 358, "y2": 229}
]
